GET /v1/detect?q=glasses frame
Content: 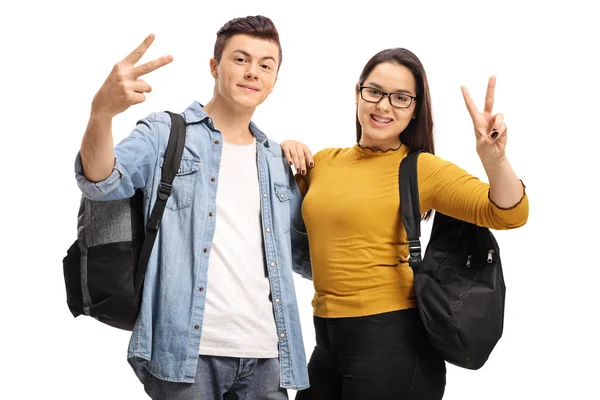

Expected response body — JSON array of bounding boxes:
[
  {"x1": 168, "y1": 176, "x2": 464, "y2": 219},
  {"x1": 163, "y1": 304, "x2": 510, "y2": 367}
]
[{"x1": 358, "y1": 86, "x2": 417, "y2": 109}]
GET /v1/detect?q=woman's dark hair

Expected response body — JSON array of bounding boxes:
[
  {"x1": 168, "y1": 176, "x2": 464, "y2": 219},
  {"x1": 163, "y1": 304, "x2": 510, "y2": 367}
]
[
  {"x1": 356, "y1": 48, "x2": 435, "y2": 220},
  {"x1": 214, "y1": 15, "x2": 282, "y2": 69}
]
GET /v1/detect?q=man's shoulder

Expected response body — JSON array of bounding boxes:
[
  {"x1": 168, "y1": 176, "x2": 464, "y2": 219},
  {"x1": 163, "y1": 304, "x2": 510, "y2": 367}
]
[
  {"x1": 264, "y1": 138, "x2": 285, "y2": 159},
  {"x1": 138, "y1": 101, "x2": 206, "y2": 127},
  {"x1": 138, "y1": 111, "x2": 171, "y2": 126}
]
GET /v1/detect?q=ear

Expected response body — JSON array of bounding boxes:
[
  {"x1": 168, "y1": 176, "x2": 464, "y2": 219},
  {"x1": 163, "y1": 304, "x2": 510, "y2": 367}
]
[
  {"x1": 355, "y1": 83, "x2": 360, "y2": 105},
  {"x1": 210, "y1": 58, "x2": 218, "y2": 79}
]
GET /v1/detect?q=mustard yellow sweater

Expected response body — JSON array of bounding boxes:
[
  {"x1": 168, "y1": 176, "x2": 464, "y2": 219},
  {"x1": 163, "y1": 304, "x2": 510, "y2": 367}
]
[{"x1": 297, "y1": 143, "x2": 528, "y2": 318}]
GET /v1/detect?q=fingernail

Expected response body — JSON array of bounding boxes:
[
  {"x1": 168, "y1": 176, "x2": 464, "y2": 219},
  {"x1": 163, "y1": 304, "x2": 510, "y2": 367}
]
[
  {"x1": 491, "y1": 130, "x2": 498, "y2": 139},
  {"x1": 302, "y1": 170, "x2": 306, "y2": 175},
  {"x1": 297, "y1": 168, "x2": 300, "y2": 172},
  {"x1": 309, "y1": 162, "x2": 314, "y2": 167},
  {"x1": 289, "y1": 161, "x2": 293, "y2": 165}
]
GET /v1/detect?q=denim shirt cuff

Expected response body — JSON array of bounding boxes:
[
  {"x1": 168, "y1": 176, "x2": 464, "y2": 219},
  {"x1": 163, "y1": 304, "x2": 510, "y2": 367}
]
[{"x1": 74, "y1": 152, "x2": 124, "y2": 198}]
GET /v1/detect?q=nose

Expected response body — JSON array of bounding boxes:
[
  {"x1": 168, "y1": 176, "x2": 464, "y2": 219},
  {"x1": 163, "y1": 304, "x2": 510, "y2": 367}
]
[
  {"x1": 376, "y1": 95, "x2": 391, "y2": 112},
  {"x1": 245, "y1": 63, "x2": 259, "y2": 80}
]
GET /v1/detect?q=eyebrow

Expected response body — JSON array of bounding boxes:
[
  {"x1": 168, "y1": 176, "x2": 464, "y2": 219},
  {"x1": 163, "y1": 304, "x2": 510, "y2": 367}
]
[
  {"x1": 366, "y1": 81, "x2": 414, "y2": 95},
  {"x1": 232, "y1": 49, "x2": 277, "y2": 64}
]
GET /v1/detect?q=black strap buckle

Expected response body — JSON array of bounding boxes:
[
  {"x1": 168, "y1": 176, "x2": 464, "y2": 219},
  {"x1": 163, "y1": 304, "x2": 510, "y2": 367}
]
[
  {"x1": 158, "y1": 182, "x2": 173, "y2": 201},
  {"x1": 408, "y1": 239, "x2": 422, "y2": 259}
]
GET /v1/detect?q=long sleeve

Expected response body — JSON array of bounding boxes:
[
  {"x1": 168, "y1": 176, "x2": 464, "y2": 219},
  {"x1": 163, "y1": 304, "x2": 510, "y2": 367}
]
[
  {"x1": 75, "y1": 117, "x2": 160, "y2": 201},
  {"x1": 417, "y1": 152, "x2": 528, "y2": 230}
]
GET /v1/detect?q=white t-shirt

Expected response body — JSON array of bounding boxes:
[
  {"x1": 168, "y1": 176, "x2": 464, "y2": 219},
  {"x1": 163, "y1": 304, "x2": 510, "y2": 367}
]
[{"x1": 198, "y1": 139, "x2": 279, "y2": 358}]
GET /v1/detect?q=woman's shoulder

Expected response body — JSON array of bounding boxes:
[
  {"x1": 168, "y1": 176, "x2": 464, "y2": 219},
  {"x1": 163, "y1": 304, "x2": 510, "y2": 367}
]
[
  {"x1": 313, "y1": 147, "x2": 352, "y2": 162},
  {"x1": 415, "y1": 151, "x2": 453, "y2": 169}
]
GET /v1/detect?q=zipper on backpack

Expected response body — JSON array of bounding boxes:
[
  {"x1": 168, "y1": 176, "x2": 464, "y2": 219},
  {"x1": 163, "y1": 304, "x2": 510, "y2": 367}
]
[
  {"x1": 466, "y1": 255, "x2": 472, "y2": 268},
  {"x1": 487, "y1": 249, "x2": 495, "y2": 263}
]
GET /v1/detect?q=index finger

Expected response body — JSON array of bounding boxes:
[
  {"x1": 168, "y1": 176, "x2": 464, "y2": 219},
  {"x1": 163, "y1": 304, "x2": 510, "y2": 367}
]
[
  {"x1": 124, "y1": 34, "x2": 155, "y2": 65},
  {"x1": 483, "y1": 76, "x2": 496, "y2": 113},
  {"x1": 460, "y1": 85, "x2": 479, "y2": 119},
  {"x1": 133, "y1": 55, "x2": 174, "y2": 77}
]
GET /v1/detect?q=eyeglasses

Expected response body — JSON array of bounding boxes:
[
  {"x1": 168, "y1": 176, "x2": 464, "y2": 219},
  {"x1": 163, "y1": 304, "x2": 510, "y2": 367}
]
[{"x1": 358, "y1": 86, "x2": 417, "y2": 109}]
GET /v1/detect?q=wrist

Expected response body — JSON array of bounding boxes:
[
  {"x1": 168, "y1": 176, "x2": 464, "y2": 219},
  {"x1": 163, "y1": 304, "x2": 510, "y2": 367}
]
[
  {"x1": 89, "y1": 106, "x2": 115, "y2": 125},
  {"x1": 482, "y1": 156, "x2": 511, "y2": 182}
]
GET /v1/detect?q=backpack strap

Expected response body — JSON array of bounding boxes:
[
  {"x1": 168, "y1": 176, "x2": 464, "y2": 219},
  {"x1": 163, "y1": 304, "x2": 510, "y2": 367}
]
[
  {"x1": 399, "y1": 149, "x2": 426, "y2": 271},
  {"x1": 133, "y1": 111, "x2": 187, "y2": 303}
]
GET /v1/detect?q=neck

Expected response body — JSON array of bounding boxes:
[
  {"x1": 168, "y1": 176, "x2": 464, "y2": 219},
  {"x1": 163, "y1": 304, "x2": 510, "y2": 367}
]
[
  {"x1": 358, "y1": 136, "x2": 401, "y2": 152},
  {"x1": 203, "y1": 96, "x2": 255, "y2": 145}
]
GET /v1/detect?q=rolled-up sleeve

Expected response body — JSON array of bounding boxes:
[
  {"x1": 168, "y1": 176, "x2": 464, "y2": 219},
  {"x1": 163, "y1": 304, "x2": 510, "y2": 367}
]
[{"x1": 74, "y1": 117, "x2": 159, "y2": 201}]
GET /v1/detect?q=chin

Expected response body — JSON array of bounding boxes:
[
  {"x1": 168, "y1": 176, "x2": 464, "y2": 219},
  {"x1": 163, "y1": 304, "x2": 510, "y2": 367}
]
[
  {"x1": 233, "y1": 95, "x2": 264, "y2": 109},
  {"x1": 363, "y1": 129, "x2": 397, "y2": 142}
]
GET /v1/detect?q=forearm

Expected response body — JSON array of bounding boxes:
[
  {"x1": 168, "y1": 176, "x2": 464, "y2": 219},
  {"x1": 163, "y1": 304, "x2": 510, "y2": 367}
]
[
  {"x1": 80, "y1": 111, "x2": 116, "y2": 182},
  {"x1": 483, "y1": 156, "x2": 524, "y2": 208}
]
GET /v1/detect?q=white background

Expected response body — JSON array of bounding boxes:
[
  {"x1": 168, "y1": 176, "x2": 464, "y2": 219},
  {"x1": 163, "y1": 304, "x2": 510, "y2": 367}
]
[{"x1": 1, "y1": 0, "x2": 598, "y2": 399}]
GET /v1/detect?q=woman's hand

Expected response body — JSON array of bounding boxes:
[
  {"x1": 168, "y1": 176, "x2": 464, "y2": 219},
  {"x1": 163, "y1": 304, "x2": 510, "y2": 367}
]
[
  {"x1": 461, "y1": 76, "x2": 507, "y2": 166},
  {"x1": 462, "y1": 76, "x2": 526, "y2": 209},
  {"x1": 280, "y1": 140, "x2": 314, "y2": 176}
]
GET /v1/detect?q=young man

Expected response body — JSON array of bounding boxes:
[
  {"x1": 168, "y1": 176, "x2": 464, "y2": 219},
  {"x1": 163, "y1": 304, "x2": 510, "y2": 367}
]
[{"x1": 75, "y1": 16, "x2": 310, "y2": 399}]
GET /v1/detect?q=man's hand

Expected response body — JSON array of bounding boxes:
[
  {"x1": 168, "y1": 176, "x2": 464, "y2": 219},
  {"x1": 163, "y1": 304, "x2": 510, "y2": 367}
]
[{"x1": 91, "y1": 34, "x2": 173, "y2": 118}]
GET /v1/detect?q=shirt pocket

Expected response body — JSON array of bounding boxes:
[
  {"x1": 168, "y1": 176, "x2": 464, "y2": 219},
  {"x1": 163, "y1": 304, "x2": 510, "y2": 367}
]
[
  {"x1": 160, "y1": 156, "x2": 201, "y2": 211},
  {"x1": 274, "y1": 183, "x2": 294, "y2": 233}
]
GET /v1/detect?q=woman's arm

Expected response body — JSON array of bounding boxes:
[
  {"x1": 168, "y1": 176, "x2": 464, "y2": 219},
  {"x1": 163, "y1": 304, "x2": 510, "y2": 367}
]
[{"x1": 461, "y1": 76, "x2": 525, "y2": 208}]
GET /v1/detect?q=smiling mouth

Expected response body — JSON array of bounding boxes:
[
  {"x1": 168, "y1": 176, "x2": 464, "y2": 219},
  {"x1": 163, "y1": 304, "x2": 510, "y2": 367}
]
[
  {"x1": 371, "y1": 114, "x2": 392, "y2": 124},
  {"x1": 238, "y1": 85, "x2": 259, "y2": 92}
]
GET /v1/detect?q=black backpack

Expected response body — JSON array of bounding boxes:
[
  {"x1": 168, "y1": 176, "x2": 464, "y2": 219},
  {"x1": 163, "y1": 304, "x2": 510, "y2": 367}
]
[
  {"x1": 62, "y1": 111, "x2": 187, "y2": 331},
  {"x1": 399, "y1": 149, "x2": 506, "y2": 370}
]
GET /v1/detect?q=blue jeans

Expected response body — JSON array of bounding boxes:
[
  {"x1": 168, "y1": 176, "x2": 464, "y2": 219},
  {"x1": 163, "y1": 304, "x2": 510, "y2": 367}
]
[{"x1": 144, "y1": 356, "x2": 288, "y2": 399}]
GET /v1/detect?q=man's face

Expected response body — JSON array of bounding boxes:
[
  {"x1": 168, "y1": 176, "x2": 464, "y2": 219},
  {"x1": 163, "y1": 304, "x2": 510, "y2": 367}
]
[{"x1": 211, "y1": 34, "x2": 279, "y2": 110}]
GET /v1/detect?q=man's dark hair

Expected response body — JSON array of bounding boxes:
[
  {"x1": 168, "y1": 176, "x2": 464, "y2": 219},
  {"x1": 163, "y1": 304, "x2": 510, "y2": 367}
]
[{"x1": 214, "y1": 15, "x2": 282, "y2": 68}]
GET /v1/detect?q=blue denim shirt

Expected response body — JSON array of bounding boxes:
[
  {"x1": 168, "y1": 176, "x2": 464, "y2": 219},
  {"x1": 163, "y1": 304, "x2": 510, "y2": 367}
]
[{"x1": 75, "y1": 101, "x2": 311, "y2": 390}]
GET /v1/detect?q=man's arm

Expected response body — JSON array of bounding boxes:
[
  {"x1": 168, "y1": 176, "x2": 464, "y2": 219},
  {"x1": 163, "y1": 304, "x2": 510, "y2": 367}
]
[{"x1": 80, "y1": 34, "x2": 172, "y2": 182}]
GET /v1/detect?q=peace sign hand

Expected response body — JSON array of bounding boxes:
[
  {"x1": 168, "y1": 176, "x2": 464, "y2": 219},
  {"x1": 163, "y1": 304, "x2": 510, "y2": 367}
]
[
  {"x1": 91, "y1": 34, "x2": 173, "y2": 118},
  {"x1": 461, "y1": 76, "x2": 507, "y2": 164}
]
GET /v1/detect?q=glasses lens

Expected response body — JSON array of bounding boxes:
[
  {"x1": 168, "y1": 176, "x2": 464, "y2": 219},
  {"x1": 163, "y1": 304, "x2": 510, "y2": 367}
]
[
  {"x1": 390, "y1": 93, "x2": 412, "y2": 108},
  {"x1": 361, "y1": 87, "x2": 383, "y2": 103}
]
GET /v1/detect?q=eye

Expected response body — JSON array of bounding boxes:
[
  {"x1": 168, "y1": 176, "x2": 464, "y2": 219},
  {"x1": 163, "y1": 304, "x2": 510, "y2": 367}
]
[
  {"x1": 393, "y1": 94, "x2": 409, "y2": 102},
  {"x1": 367, "y1": 88, "x2": 382, "y2": 96},
  {"x1": 235, "y1": 57, "x2": 247, "y2": 63},
  {"x1": 260, "y1": 64, "x2": 272, "y2": 70}
]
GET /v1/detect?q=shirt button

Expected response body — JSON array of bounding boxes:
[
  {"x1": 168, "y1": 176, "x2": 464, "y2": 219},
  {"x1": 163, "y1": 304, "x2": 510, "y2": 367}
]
[
  {"x1": 211, "y1": 177, "x2": 216, "y2": 182},
  {"x1": 263, "y1": 193, "x2": 267, "y2": 198},
  {"x1": 215, "y1": 140, "x2": 220, "y2": 145},
  {"x1": 209, "y1": 212, "x2": 213, "y2": 217},
  {"x1": 203, "y1": 248, "x2": 208, "y2": 253},
  {"x1": 199, "y1": 287, "x2": 204, "y2": 292},
  {"x1": 280, "y1": 194, "x2": 285, "y2": 199},
  {"x1": 270, "y1": 262, "x2": 275, "y2": 267},
  {"x1": 266, "y1": 228, "x2": 271, "y2": 233},
  {"x1": 280, "y1": 333, "x2": 285, "y2": 338},
  {"x1": 207, "y1": 117, "x2": 213, "y2": 125},
  {"x1": 275, "y1": 298, "x2": 280, "y2": 303},
  {"x1": 194, "y1": 325, "x2": 200, "y2": 330}
]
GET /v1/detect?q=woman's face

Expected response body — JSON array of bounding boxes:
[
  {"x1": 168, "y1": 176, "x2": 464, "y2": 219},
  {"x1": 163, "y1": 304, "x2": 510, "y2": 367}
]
[{"x1": 356, "y1": 62, "x2": 417, "y2": 150}]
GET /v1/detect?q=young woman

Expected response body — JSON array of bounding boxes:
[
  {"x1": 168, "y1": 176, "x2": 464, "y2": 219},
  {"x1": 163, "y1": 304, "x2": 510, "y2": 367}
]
[{"x1": 282, "y1": 48, "x2": 529, "y2": 399}]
